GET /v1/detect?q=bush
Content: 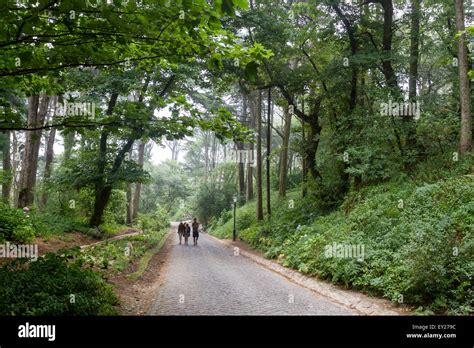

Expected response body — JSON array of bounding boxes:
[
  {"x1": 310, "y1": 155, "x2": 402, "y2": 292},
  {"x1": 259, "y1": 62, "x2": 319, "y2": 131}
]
[
  {"x1": 0, "y1": 250, "x2": 119, "y2": 315},
  {"x1": 0, "y1": 203, "x2": 36, "y2": 243},
  {"x1": 137, "y1": 205, "x2": 169, "y2": 233},
  {"x1": 12, "y1": 224, "x2": 36, "y2": 243},
  {"x1": 153, "y1": 205, "x2": 170, "y2": 231},
  {"x1": 137, "y1": 214, "x2": 155, "y2": 233},
  {"x1": 29, "y1": 211, "x2": 89, "y2": 237},
  {"x1": 103, "y1": 190, "x2": 127, "y2": 225}
]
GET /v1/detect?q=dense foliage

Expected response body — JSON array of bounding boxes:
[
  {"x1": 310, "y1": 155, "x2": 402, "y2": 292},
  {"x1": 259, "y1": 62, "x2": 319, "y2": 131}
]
[
  {"x1": 0, "y1": 203, "x2": 35, "y2": 243},
  {"x1": 0, "y1": 251, "x2": 119, "y2": 315}
]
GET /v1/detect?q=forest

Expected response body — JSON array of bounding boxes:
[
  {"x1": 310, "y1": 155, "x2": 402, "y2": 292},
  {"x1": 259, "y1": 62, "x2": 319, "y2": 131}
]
[{"x1": 0, "y1": 0, "x2": 472, "y2": 317}]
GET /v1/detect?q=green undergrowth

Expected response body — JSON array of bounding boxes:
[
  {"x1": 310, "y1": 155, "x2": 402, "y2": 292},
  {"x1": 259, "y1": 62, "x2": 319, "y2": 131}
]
[
  {"x1": 0, "y1": 250, "x2": 119, "y2": 315},
  {"x1": 81, "y1": 228, "x2": 169, "y2": 276},
  {"x1": 0, "y1": 225, "x2": 170, "y2": 315},
  {"x1": 210, "y1": 175, "x2": 474, "y2": 315}
]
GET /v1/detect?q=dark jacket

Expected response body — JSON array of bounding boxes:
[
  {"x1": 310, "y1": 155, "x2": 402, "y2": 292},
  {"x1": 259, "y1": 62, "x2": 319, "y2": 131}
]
[{"x1": 184, "y1": 225, "x2": 191, "y2": 237}]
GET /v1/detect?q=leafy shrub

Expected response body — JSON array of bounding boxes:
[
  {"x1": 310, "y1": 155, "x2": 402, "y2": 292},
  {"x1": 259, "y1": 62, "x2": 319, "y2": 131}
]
[
  {"x1": 216, "y1": 209, "x2": 233, "y2": 228},
  {"x1": 137, "y1": 205, "x2": 169, "y2": 233},
  {"x1": 153, "y1": 205, "x2": 170, "y2": 231},
  {"x1": 137, "y1": 214, "x2": 155, "y2": 233},
  {"x1": 12, "y1": 224, "x2": 36, "y2": 243},
  {"x1": 103, "y1": 190, "x2": 127, "y2": 225},
  {"x1": 0, "y1": 250, "x2": 118, "y2": 315},
  {"x1": 0, "y1": 203, "x2": 36, "y2": 243},
  {"x1": 29, "y1": 211, "x2": 89, "y2": 237},
  {"x1": 97, "y1": 221, "x2": 125, "y2": 238},
  {"x1": 236, "y1": 208, "x2": 255, "y2": 231}
]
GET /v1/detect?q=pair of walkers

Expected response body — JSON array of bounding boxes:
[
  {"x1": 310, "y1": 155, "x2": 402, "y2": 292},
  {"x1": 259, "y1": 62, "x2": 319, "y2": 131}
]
[{"x1": 178, "y1": 219, "x2": 199, "y2": 246}]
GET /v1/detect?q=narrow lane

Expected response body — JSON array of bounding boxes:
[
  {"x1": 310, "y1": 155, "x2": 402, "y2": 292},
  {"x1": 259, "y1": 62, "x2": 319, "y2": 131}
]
[{"x1": 149, "y1": 227, "x2": 357, "y2": 315}]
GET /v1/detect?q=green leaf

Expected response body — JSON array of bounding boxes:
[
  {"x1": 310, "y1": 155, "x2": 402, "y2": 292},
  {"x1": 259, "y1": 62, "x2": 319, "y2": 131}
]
[
  {"x1": 233, "y1": 0, "x2": 249, "y2": 9},
  {"x1": 244, "y1": 61, "x2": 259, "y2": 82}
]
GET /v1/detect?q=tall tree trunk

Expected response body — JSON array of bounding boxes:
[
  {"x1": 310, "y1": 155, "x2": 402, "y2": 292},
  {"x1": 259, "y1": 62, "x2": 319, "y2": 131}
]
[
  {"x1": 380, "y1": 0, "x2": 400, "y2": 94},
  {"x1": 246, "y1": 93, "x2": 255, "y2": 201},
  {"x1": 204, "y1": 131, "x2": 210, "y2": 181},
  {"x1": 237, "y1": 140, "x2": 245, "y2": 197},
  {"x1": 211, "y1": 135, "x2": 217, "y2": 170},
  {"x1": 61, "y1": 94, "x2": 75, "y2": 163},
  {"x1": 169, "y1": 140, "x2": 180, "y2": 161},
  {"x1": 408, "y1": 0, "x2": 420, "y2": 102},
  {"x1": 130, "y1": 76, "x2": 152, "y2": 222},
  {"x1": 126, "y1": 183, "x2": 133, "y2": 225},
  {"x1": 18, "y1": 94, "x2": 50, "y2": 208},
  {"x1": 301, "y1": 105, "x2": 308, "y2": 198},
  {"x1": 246, "y1": 142, "x2": 254, "y2": 201},
  {"x1": 90, "y1": 93, "x2": 118, "y2": 227},
  {"x1": 303, "y1": 95, "x2": 323, "y2": 182},
  {"x1": 376, "y1": 0, "x2": 405, "y2": 160},
  {"x1": 40, "y1": 126, "x2": 56, "y2": 208},
  {"x1": 2, "y1": 131, "x2": 11, "y2": 204},
  {"x1": 265, "y1": 88, "x2": 272, "y2": 217},
  {"x1": 126, "y1": 146, "x2": 134, "y2": 225},
  {"x1": 276, "y1": 90, "x2": 322, "y2": 194},
  {"x1": 306, "y1": 118, "x2": 322, "y2": 180},
  {"x1": 278, "y1": 104, "x2": 291, "y2": 198},
  {"x1": 405, "y1": 0, "x2": 421, "y2": 167},
  {"x1": 132, "y1": 141, "x2": 145, "y2": 221},
  {"x1": 40, "y1": 97, "x2": 57, "y2": 208},
  {"x1": 90, "y1": 132, "x2": 138, "y2": 227},
  {"x1": 11, "y1": 131, "x2": 19, "y2": 207},
  {"x1": 90, "y1": 186, "x2": 114, "y2": 228},
  {"x1": 256, "y1": 90, "x2": 264, "y2": 221},
  {"x1": 454, "y1": 0, "x2": 472, "y2": 154},
  {"x1": 237, "y1": 95, "x2": 247, "y2": 197},
  {"x1": 288, "y1": 152, "x2": 293, "y2": 177},
  {"x1": 63, "y1": 131, "x2": 75, "y2": 163}
]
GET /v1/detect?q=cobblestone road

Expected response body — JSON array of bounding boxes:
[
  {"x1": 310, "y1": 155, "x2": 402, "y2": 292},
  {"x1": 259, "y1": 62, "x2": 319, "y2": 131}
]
[{"x1": 149, "y1": 230, "x2": 357, "y2": 315}]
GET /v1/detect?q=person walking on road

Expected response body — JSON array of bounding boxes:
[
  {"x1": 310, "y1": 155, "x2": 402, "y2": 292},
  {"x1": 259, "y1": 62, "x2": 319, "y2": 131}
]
[
  {"x1": 184, "y1": 222, "x2": 191, "y2": 246},
  {"x1": 192, "y1": 218, "x2": 200, "y2": 246},
  {"x1": 177, "y1": 221, "x2": 185, "y2": 245}
]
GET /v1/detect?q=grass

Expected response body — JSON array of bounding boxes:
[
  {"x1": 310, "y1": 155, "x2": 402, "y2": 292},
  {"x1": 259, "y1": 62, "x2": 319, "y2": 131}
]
[
  {"x1": 127, "y1": 230, "x2": 170, "y2": 281},
  {"x1": 81, "y1": 227, "x2": 169, "y2": 277}
]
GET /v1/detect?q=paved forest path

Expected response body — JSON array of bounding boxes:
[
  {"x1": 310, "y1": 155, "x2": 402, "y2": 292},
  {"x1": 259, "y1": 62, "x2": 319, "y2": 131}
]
[{"x1": 149, "y1": 223, "x2": 357, "y2": 315}]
